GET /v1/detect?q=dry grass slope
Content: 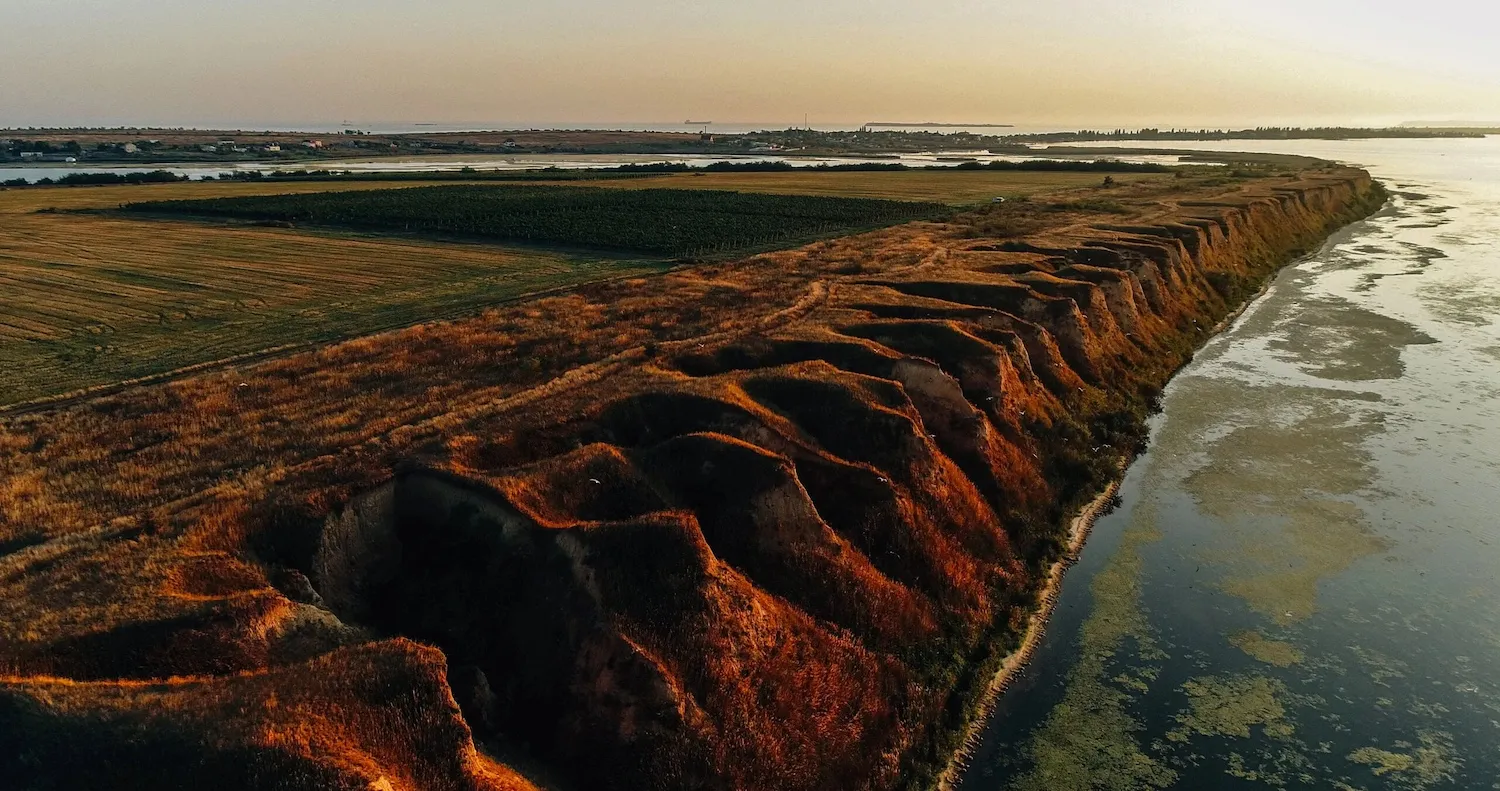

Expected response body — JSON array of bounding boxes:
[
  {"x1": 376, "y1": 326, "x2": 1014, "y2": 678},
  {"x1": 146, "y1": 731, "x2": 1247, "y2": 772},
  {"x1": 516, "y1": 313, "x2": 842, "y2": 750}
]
[{"x1": 0, "y1": 165, "x2": 1384, "y2": 790}]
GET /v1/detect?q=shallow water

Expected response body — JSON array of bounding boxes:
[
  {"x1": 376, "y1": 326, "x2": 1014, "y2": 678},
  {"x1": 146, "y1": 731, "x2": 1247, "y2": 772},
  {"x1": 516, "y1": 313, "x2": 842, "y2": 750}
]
[
  {"x1": 959, "y1": 137, "x2": 1500, "y2": 791},
  {"x1": 0, "y1": 149, "x2": 1191, "y2": 184}
]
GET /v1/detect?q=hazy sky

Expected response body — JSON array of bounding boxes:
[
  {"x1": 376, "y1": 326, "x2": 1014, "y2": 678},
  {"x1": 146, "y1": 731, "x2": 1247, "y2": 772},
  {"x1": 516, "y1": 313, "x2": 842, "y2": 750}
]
[{"x1": 4, "y1": 0, "x2": 1497, "y2": 129}]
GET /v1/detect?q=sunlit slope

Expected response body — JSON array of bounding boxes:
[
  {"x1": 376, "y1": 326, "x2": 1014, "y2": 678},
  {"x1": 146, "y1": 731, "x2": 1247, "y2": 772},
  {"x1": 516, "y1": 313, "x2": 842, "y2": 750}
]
[{"x1": 0, "y1": 166, "x2": 1383, "y2": 790}]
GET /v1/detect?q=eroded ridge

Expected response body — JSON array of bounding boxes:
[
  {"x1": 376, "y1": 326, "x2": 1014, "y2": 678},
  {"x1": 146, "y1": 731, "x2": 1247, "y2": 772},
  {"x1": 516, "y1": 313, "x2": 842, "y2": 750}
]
[{"x1": 0, "y1": 169, "x2": 1384, "y2": 790}]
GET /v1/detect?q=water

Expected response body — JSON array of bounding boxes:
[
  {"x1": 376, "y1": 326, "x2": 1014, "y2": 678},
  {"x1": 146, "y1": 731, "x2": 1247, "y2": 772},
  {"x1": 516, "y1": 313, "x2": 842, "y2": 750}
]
[
  {"x1": 0, "y1": 148, "x2": 1196, "y2": 186},
  {"x1": 959, "y1": 137, "x2": 1500, "y2": 790}
]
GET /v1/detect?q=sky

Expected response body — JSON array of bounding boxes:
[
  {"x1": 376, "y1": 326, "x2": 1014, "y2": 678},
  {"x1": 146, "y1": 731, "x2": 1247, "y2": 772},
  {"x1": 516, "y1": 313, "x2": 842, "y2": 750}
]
[{"x1": 3, "y1": 0, "x2": 1498, "y2": 130}]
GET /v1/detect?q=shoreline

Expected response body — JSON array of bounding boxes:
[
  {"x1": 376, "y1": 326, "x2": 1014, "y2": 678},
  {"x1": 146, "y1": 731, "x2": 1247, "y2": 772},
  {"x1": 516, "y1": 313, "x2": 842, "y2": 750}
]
[
  {"x1": 933, "y1": 477, "x2": 1122, "y2": 791},
  {"x1": 931, "y1": 183, "x2": 1392, "y2": 790},
  {"x1": 931, "y1": 286, "x2": 1276, "y2": 790},
  {"x1": 931, "y1": 280, "x2": 1266, "y2": 791}
]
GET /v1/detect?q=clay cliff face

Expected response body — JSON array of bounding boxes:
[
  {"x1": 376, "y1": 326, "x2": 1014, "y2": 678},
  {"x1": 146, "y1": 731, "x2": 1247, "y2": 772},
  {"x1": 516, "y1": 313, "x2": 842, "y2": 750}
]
[{"x1": 0, "y1": 170, "x2": 1383, "y2": 790}]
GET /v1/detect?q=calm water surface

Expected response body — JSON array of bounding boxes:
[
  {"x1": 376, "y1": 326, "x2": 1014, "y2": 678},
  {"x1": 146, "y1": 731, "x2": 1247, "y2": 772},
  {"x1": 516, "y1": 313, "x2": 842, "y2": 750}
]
[
  {"x1": 0, "y1": 148, "x2": 1191, "y2": 184},
  {"x1": 959, "y1": 137, "x2": 1500, "y2": 791}
]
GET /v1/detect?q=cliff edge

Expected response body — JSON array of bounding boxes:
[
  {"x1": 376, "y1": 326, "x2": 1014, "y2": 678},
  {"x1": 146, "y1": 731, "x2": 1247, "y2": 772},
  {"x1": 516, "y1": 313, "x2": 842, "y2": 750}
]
[{"x1": 0, "y1": 166, "x2": 1385, "y2": 790}]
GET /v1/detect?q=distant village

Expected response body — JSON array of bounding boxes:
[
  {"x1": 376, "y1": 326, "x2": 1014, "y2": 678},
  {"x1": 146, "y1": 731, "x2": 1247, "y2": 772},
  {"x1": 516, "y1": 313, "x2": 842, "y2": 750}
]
[
  {"x1": 1, "y1": 132, "x2": 420, "y2": 164},
  {"x1": 0, "y1": 127, "x2": 1026, "y2": 166},
  {"x1": 3, "y1": 125, "x2": 1486, "y2": 167},
  {"x1": 0, "y1": 128, "x2": 782, "y2": 165}
]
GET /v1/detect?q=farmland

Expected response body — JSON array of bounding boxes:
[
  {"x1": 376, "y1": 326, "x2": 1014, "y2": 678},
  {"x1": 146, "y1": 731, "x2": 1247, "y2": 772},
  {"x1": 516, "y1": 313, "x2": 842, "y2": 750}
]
[
  {"x1": 588, "y1": 168, "x2": 1173, "y2": 204},
  {"x1": 123, "y1": 184, "x2": 953, "y2": 257},
  {"x1": 0, "y1": 168, "x2": 1166, "y2": 407},
  {"x1": 0, "y1": 180, "x2": 666, "y2": 407}
]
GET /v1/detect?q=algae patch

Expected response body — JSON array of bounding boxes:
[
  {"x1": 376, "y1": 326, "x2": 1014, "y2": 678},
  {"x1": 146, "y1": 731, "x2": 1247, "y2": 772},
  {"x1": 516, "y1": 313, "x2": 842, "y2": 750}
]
[
  {"x1": 1346, "y1": 731, "x2": 1459, "y2": 789},
  {"x1": 1183, "y1": 390, "x2": 1389, "y2": 624},
  {"x1": 1167, "y1": 674, "x2": 1297, "y2": 742},
  {"x1": 1418, "y1": 279, "x2": 1500, "y2": 327},
  {"x1": 1350, "y1": 645, "x2": 1410, "y2": 687},
  {"x1": 1350, "y1": 747, "x2": 1414, "y2": 776},
  {"x1": 1010, "y1": 508, "x2": 1176, "y2": 791},
  {"x1": 1265, "y1": 295, "x2": 1436, "y2": 381},
  {"x1": 1230, "y1": 631, "x2": 1305, "y2": 667}
]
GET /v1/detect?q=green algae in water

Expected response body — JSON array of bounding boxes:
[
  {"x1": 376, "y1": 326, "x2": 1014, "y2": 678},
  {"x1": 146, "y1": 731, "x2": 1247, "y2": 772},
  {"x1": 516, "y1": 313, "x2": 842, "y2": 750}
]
[
  {"x1": 1264, "y1": 295, "x2": 1436, "y2": 381},
  {"x1": 1167, "y1": 674, "x2": 1296, "y2": 742},
  {"x1": 1230, "y1": 631, "x2": 1305, "y2": 667},
  {"x1": 1350, "y1": 646, "x2": 1410, "y2": 687},
  {"x1": 1350, "y1": 748, "x2": 1415, "y2": 776},
  {"x1": 1226, "y1": 747, "x2": 1319, "y2": 787},
  {"x1": 1005, "y1": 384, "x2": 1379, "y2": 789},
  {"x1": 1010, "y1": 513, "x2": 1176, "y2": 791},
  {"x1": 1346, "y1": 731, "x2": 1459, "y2": 789},
  {"x1": 1406, "y1": 700, "x2": 1450, "y2": 719},
  {"x1": 1181, "y1": 388, "x2": 1390, "y2": 624}
]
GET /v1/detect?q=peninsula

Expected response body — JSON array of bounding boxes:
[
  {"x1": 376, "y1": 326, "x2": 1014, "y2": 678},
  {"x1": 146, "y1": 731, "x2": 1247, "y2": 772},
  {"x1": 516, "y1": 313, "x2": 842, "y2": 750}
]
[{"x1": 0, "y1": 157, "x2": 1385, "y2": 790}]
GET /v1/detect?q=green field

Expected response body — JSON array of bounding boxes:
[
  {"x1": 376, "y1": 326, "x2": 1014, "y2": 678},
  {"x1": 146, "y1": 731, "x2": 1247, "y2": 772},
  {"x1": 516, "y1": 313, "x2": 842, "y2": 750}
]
[
  {"x1": 1, "y1": 169, "x2": 1155, "y2": 406},
  {"x1": 590, "y1": 168, "x2": 1173, "y2": 204},
  {"x1": 0, "y1": 181, "x2": 667, "y2": 407},
  {"x1": 122, "y1": 185, "x2": 952, "y2": 258}
]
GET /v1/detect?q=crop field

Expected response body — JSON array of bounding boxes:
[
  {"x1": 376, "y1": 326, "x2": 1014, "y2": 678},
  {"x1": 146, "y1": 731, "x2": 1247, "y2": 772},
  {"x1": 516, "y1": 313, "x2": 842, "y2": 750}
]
[
  {"x1": 124, "y1": 184, "x2": 952, "y2": 258},
  {"x1": 0, "y1": 169, "x2": 1163, "y2": 406},
  {"x1": 585, "y1": 168, "x2": 1172, "y2": 204},
  {"x1": 0, "y1": 181, "x2": 667, "y2": 406}
]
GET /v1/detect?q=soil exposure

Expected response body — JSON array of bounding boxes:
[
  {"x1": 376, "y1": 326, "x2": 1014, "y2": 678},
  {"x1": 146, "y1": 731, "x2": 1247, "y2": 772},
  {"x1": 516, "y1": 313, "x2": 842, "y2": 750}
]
[{"x1": 0, "y1": 165, "x2": 1384, "y2": 790}]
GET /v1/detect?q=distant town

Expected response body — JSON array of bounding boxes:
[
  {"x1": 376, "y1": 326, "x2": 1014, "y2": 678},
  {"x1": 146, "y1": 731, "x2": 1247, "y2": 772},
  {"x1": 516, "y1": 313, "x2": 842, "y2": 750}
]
[{"x1": 2, "y1": 126, "x2": 1492, "y2": 166}]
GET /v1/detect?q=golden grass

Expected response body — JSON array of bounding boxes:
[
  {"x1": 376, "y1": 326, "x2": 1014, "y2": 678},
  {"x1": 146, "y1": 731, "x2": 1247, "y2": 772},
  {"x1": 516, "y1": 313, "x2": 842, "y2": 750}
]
[
  {"x1": 587, "y1": 169, "x2": 1168, "y2": 204},
  {"x1": 0, "y1": 181, "x2": 665, "y2": 406},
  {"x1": 1, "y1": 638, "x2": 536, "y2": 790},
  {"x1": 0, "y1": 167, "x2": 1383, "y2": 791}
]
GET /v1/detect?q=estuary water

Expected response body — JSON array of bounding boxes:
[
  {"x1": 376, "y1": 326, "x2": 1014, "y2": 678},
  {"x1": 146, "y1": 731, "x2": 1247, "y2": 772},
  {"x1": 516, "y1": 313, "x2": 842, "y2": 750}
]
[
  {"x1": 959, "y1": 137, "x2": 1500, "y2": 790},
  {"x1": 0, "y1": 147, "x2": 1193, "y2": 184}
]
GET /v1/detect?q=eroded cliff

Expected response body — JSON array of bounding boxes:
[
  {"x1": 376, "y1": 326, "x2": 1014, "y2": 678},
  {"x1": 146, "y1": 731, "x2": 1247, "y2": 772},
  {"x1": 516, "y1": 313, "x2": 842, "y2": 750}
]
[{"x1": 0, "y1": 168, "x2": 1385, "y2": 790}]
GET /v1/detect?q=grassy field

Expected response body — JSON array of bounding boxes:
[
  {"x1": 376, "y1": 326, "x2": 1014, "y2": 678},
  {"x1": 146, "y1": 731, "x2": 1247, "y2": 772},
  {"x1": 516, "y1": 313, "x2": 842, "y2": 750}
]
[
  {"x1": 0, "y1": 181, "x2": 667, "y2": 406},
  {"x1": 0, "y1": 169, "x2": 1165, "y2": 406},
  {"x1": 123, "y1": 184, "x2": 950, "y2": 258},
  {"x1": 587, "y1": 168, "x2": 1170, "y2": 204}
]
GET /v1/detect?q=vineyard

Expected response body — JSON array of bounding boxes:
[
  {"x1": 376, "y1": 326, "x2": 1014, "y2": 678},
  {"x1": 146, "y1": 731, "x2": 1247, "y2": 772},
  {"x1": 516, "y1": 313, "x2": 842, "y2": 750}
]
[{"x1": 124, "y1": 185, "x2": 952, "y2": 258}]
